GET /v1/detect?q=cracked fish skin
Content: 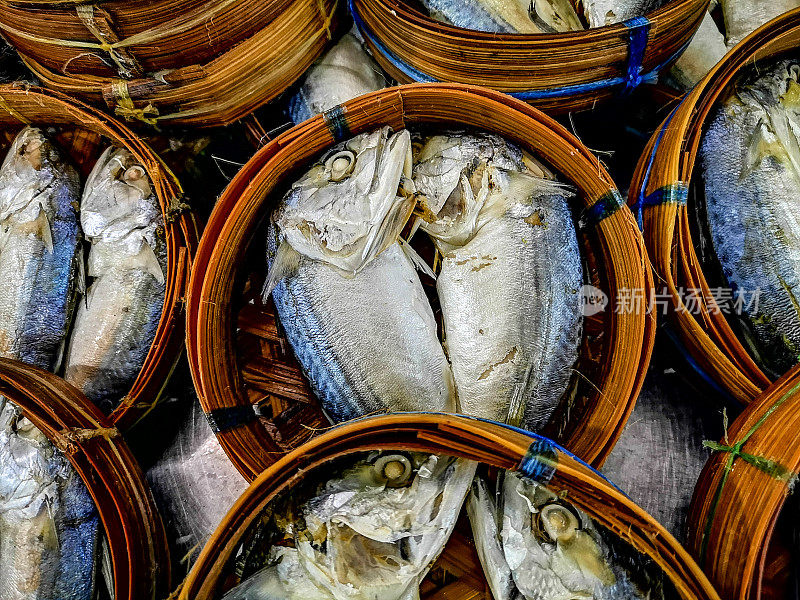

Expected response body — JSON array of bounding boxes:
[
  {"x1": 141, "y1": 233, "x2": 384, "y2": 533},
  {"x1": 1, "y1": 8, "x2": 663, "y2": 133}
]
[
  {"x1": 418, "y1": 0, "x2": 583, "y2": 33},
  {"x1": 416, "y1": 134, "x2": 582, "y2": 431},
  {"x1": 222, "y1": 453, "x2": 477, "y2": 600},
  {"x1": 266, "y1": 127, "x2": 456, "y2": 423},
  {"x1": 289, "y1": 30, "x2": 386, "y2": 124},
  {"x1": 63, "y1": 147, "x2": 167, "y2": 414},
  {"x1": 0, "y1": 400, "x2": 100, "y2": 600},
  {"x1": 700, "y1": 59, "x2": 800, "y2": 374},
  {"x1": 469, "y1": 472, "x2": 656, "y2": 600},
  {"x1": 0, "y1": 127, "x2": 82, "y2": 371}
]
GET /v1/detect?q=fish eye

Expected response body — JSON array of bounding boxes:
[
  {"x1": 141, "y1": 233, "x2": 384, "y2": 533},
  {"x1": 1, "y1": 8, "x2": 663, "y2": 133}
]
[
  {"x1": 534, "y1": 501, "x2": 581, "y2": 544},
  {"x1": 20, "y1": 139, "x2": 42, "y2": 155},
  {"x1": 324, "y1": 150, "x2": 356, "y2": 182},
  {"x1": 123, "y1": 165, "x2": 147, "y2": 183},
  {"x1": 372, "y1": 453, "x2": 413, "y2": 487}
]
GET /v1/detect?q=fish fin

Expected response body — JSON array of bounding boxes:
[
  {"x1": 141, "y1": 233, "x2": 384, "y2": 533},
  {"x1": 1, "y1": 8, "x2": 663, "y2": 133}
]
[
  {"x1": 505, "y1": 360, "x2": 533, "y2": 428},
  {"x1": 399, "y1": 237, "x2": 436, "y2": 280},
  {"x1": 781, "y1": 78, "x2": 800, "y2": 110},
  {"x1": 35, "y1": 204, "x2": 53, "y2": 253},
  {"x1": 530, "y1": 0, "x2": 583, "y2": 32},
  {"x1": 768, "y1": 104, "x2": 800, "y2": 182},
  {"x1": 263, "y1": 239, "x2": 301, "y2": 301},
  {"x1": 76, "y1": 242, "x2": 86, "y2": 299},
  {"x1": 130, "y1": 238, "x2": 165, "y2": 284}
]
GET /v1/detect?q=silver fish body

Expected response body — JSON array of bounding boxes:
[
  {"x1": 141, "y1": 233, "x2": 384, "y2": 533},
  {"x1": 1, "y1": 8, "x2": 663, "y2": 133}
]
[
  {"x1": 418, "y1": 0, "x2": 583, "y2": 33},
  {"x1": 601, "y1": 366, "x2": 720, "y2": 539},
  {"x1": 416, "y1": 134, "x2": 583, "y2": 431},
  {"x1": 63, "y1": 147, "x2": 166, "y2": 414},
  {"x1": 289, "y1": 30, "x2": 386, "y2": 124},
  {"x1": 469, "y1": 471, "x2": 657, "y2": 600},
  {"x1": 699, "y1": 59, "x2": 800, "y2": 373},
  {"x1": 668, "y1": 10, "x2": 728, "y2": 91},
  {"x1": 0, "y1": 126, "x2": 82, "y2": 371},
  {"x1": 146, "y1": 398, "x2": 248, "y2": 565},
  {"x1": 267, "y1": 127, "x2": 456, "y2": 423},
  {"x1": 582, "y1": 0, "x2": 664, "y2": 27},
  {"x1": 0, "y1": 399, "x2": 99, "y2": 600},
  {"x1": 223, "y1": 452, "x2": 477, "y2": 600},
  {"x1": 720, "y1": 0, "x2": 800, "y2": 47}
]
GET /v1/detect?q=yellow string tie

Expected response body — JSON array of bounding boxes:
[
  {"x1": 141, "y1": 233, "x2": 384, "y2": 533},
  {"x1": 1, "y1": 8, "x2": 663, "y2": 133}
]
[{"x1": 111, "y1": 80, "x2": 160, "y2": 125}]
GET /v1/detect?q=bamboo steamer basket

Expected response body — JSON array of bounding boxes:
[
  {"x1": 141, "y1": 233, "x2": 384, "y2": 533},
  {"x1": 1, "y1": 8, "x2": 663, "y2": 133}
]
[
  {"x1": 0, "y1": 83, "x2": 198, "y2": 428},
  {"x1": 687, "y1": 364, "x2": 800, "y2": 600},
  {"x1": 0, "y1": 357, "x2": 170, "y2": 600},
  {"x1": 350, "y1": 0, "x2": 709, "y2": 114},
  {"x1": 0, "y1": 0, "x2": 345, "y2": 127},
  {"x1": 181, "y1": 413, "x2": 721, "y2": 600},
  {"x1": 186, "y1": 83, "x2": 656, "y2": 480},
  {"x1": 629, "y1": 8, "x2": 800, "y2": 404}
]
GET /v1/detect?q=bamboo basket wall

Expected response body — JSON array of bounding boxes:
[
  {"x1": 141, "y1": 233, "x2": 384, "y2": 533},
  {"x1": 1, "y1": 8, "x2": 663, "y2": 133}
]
[
  {"x1": 181, "y1": 413, "x2": 721, "y2": 600},
  {"x1": 687, "y1": 364, "x2": 800, "y2": 600},
  {"x1": 350, "y1": 0, "x2": 708, "y2": 114},
  {"x1": 0, "y1": 357, "x2": 170, "y2": 600},
  {"x1": 0, "y1": 0, "x2": 345, "y2": 127},
  {"x1": 629, "y1": 8, "x2": 800, "y2": 404},
  {"x1": 185, "y1": 83, "x2": 656, "y2": 481},
  {"x1": 0, "y1": 83, "x2": 198, "y2": 429}
]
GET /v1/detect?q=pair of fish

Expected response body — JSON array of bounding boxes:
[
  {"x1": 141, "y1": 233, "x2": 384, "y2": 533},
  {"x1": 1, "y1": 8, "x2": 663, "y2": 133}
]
[
  {"x1": 699, "y1": 58, "x2": 800, "y2": 375},
  {"x1": 0, "y1": 126, "x2": 166, "y2": 414},
  {"x1": 266, "y1": 127, "x2": 582, "y2": 430},
  {"x1": 418, "y1": 0, "x2": 664, "y2": 33},
  {"x1": 0, "y1": 126, "x2": 164, "y2": 598}
]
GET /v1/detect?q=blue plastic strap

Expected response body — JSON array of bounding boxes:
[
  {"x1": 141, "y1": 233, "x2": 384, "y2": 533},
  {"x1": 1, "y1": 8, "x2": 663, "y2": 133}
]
[
  {"x1": 581, "y1": 189, "x2": 624, "y2": 227},
  {"x1": 323, "y1": 105, "x2": 352, "y2": 142},
  {"x1": 518, "y1": 438, "x2": 558, "y2": 482},
  {"x1": 622, "y1": 16, "x2": 651, "y2": 94},
  {"x1": 351, "y1": 0, "x2": 685, "y2": 99},
  {"x1": 642, "y1": 182, "x2": 689, "y2": 208},
  {"x1": 205, "y1": 406, "x2": 258, "y2": 433}
]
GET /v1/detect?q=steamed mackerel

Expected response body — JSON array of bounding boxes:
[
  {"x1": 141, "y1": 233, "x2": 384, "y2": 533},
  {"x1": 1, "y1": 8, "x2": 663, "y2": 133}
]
[
  {"x1": 289, "y1": 30, "x2": 386, "y2": 124},
  {"x1": 416, "y1": 133, "x2": 583, "y2": 431},
  {"x1": 266, "y1": 127, "x2": 456, "y2": 423},
  {"x1": 699, "y1": 59, "x2": 800, "y2": 374},
  {"x1": 63, "y1": 147, "x2": 167, "y2": 414},
  {"x1": 0, "y1": 400, "x2": 100, "y2": 600},
  {"x1": 419, "y1": 0, "x2": 583, "y2": 33},
  {"x1": 0, "y1": 127, "x2": 82, "y2": 370},
  {"x1": 223, "y1": 452, "x2": 476, "y2": 600},
  {"x1": 468, "y1": 472, "x2": 660, "y2": 600},
  {"x1": 582, "y1": 0, "x2": 665, "y2": 27}
]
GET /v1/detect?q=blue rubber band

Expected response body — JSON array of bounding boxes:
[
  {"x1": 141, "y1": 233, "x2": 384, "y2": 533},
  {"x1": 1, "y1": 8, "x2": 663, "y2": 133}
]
[
  {"x1": 518, "y1": 437, "x2": 558, "y2": 482},
  {"x1": 350, "y1": 0, "x2": 689, "y2": 100},
  {"x1": 622, "y1": 17, "x2": 651, "y2": 94},
  {"x1": 323, "y1": 105, "x2": 352, "y2": 142},
  {"x1": 581, "y1": 189, "x2": 624, "y2": 227},
  {"x1": 642, "y1": 182, "x2": 689, "y2": 209}
]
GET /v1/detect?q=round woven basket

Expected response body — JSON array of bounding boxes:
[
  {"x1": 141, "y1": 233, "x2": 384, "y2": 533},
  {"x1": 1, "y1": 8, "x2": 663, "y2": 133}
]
[
  {"x1": 0, "y1": 83, "x2": 198, "y2": 428},
  {"x1": 350, "y1": 0, "x2": 708, "y2": 114},
  {"x1": 629, "y1": 8, "x2": 800, "y2": 404},
  {"x1": 0, "y1": 357, "x2": 170, "y2": 600},
  {"x1": 687, "y1": 364, "x2": 800, "y2": 600},
  {"x1": 180, "y1": 413, "x2": 720, "y2": 600},
  {"x1": 0, "y1": 0, "x2": 346, "y2": 127},
  {"x1": 186, "y1": 83, "x2": 656, "y2": 480}
]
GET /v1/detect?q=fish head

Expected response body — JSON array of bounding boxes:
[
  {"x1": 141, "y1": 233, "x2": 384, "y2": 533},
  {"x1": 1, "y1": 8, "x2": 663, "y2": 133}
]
[
  {"x1": 81, "y1": 146, "x2": 159, "y2": 243},
  {"x1": 274, "y1": 126, "x2": 413, "y2": 275},
  {"x1": 0, "y1": 127, "x2": 67, "y2": 222}
]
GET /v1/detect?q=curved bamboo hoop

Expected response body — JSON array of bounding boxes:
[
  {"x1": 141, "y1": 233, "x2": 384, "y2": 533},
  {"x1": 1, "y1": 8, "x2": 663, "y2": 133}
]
[
  {"x1": 181, "y1": 413, "x2": 720, "y2": 600},
  {"x1": 352, "y1": 0, "x2": 709, "y2": 113},
  {"x1": 629, "y1": 8, "x2": 800, "y2": 403},
  {"x1": 0, "y1": 357, "x2": 170, "y2": 600},
  {"x1": 186, "y1": 83, "x2": 656, "y2": 480},
  {"x1": 687, "y1": 364, "x2": 800, "y2": 600},
  {"x1": 0, "y1": 83, "x2": 198, "y2": 428},
  {"x1": 0, "y1": 0, "x2": 345, "y2": 127}
]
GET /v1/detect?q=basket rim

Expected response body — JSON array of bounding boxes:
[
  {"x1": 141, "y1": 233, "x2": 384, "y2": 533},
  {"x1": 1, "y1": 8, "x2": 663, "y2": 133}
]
[
  {"x1": 180, "y1": 413, "x2": 720, "y2": 600},
  {"x1": 0, "y1": 357, "x2": 171, "y2": 600}
]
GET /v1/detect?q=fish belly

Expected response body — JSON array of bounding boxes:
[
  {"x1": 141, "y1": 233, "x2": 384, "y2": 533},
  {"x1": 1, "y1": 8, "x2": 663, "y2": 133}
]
[
  {"x1": 272, "y1": 242, "x2": 456, "y2": 422},
  {"x1": 438, "y1": 212, "x2": 581, "y2": 430},
  {"x1": 722, "y1": 0, "x2": 800, "y2": 47},
  {"x1": 64, "y1": 266, "x2": 165, "y2": 413}
]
